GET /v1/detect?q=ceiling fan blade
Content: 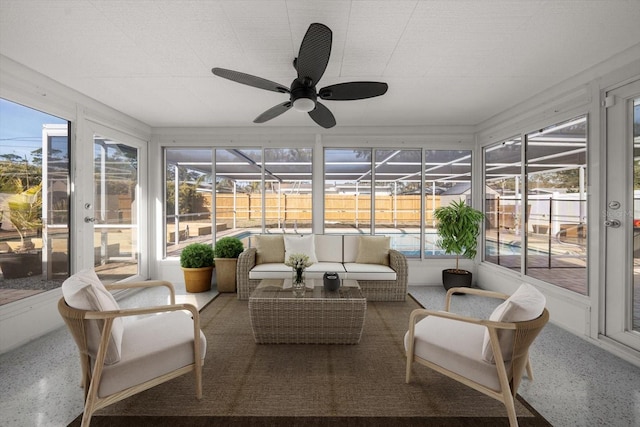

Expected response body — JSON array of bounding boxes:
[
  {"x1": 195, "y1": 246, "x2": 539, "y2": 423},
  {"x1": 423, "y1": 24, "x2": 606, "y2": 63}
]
[
  {"x1": 254, "y1": 102, "x2": 292, "y2": 123},
  {"x1": 296, "y1": 23, "x2": 332, "y2": 85},
  {"x1": 319, "y1": 82, "x2": 388, "y2": 100},
  {"x1": 308, "y1": 102, "x2": 336, "y2": 129},
  {"x1": 212, "y1": 68, "x2": 289, "y2": 93}
]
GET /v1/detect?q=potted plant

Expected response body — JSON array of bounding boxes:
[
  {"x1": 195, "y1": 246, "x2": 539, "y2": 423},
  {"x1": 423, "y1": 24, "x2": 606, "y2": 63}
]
[
  {"x1": 434, "y1": 199, "x2": 484, "y2": 291},
  {"x1": 0, "y1": 181, "x2": 43, "y2": 279},
  {"x1": 180, "y1": 242, "x2": 215, "y2": 293},
  {"x1": 213, "y1": 236, "x2": 244, "y2": 293}
]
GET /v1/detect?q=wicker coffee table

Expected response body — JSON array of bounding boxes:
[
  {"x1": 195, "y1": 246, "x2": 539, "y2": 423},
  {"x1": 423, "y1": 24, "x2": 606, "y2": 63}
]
[{"x1": 248, "y1": 278, "x2": 367, "y2": 344}]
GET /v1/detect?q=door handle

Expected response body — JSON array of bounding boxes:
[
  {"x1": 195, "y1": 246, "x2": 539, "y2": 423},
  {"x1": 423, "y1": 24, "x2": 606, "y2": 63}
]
[{"x1": 604, "y1": 219, "x2": 621, "y2": 228}]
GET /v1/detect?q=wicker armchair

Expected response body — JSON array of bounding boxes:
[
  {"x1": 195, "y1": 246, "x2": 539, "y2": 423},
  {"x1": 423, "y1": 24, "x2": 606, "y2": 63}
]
[
  {"x1": 405, "y1": 287, "x2": 549, "y2": 427},
  {"x1": 58, "y1": 278, "x2": 205, "y2": 427}
]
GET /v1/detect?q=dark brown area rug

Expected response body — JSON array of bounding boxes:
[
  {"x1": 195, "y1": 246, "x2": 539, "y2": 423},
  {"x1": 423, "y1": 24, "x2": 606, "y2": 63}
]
[{"x1": 69, "y1": 293, "x2": 550, "y2": 426}]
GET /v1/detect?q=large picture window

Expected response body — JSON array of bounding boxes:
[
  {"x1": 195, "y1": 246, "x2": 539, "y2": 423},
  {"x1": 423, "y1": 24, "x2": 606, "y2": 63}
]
[
  {"x1": 324, "y1": 148, "x2": 472, "y2": 258},
  {"x1": 163, "y1": 147, "x2": 313, "y2": 256},
  {"x1": 164, "y1": 145, "x2": 477, "y2": 260},
  {"x1": 0, "y1": 98, "x2": 70, "y2": 305},
  {"x1": 483, "y1": 116, "x2": 588, "y2": 295}
]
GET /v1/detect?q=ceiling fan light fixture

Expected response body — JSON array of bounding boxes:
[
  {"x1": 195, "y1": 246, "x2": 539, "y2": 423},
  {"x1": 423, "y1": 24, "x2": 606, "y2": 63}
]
[{"x1": 292, "y1": 97, "x2": 315, "y2": 112}]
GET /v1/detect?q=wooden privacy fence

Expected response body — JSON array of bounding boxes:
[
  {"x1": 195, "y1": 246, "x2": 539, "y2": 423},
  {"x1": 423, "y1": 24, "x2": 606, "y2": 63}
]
[{"x1": 214, "y1": 193, "x2": 440, "y2": 226}]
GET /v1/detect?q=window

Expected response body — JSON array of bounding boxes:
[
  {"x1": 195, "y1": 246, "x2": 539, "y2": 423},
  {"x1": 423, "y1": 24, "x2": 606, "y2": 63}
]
[
  {"x1": 374, "y1": 149, "x2": 422, "y2": 255},
  {"x1": 324, "y1": 148, "x2": 372, "y2": 234},
  {"x1": 525, "y1": 116, "x2": 587, "y2": 294},
  {"x1": 164, "y1": 148, "x2": 213, "y2": 258},
  {"x1": 215, "y1": 147, "x2": 312, "y2": 248},
  {"x1": 163, "y1": 147, "x2": 314, "y2": 256},
  {"x1": 483, "y1": 116, "x2": 588, "y2": 295},
  {"x1": 263, "y1": 148, "x2": 312, "y2": 234},
  {"x1": 425, "y1": 150, "x2": 473, "y2": 257},
  {"x1": 0, "y1": 98, "x2": 70, "y2": 305},
  {"x1": 324, "y1": 148, "x2": 473, "y2": 258},
  {"x1": 484, "y1": 137, "x2": 523, "y2": 271}
]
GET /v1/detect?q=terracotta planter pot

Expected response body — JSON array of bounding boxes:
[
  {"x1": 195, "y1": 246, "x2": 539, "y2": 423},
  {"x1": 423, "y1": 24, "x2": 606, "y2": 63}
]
[
  {"x1": 214, "y1": 258, "x2": 238, "y2": 292},
  {"x1": 182, "y1": 266, "x2": 213, "y2": 293}
]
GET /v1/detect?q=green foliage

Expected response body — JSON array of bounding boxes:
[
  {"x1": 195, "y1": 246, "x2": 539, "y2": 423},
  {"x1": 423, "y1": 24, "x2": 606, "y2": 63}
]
[
  {"x1": 0, "y1": 157, "x2": 42, "y2": 193},
  {"x1": 166, "y1": 178, "x2": 207, "y2": 215},
  {"x1": 0, "y1": 156, "x2": 43, "y2": 249},
  {"x1": 434, "y1": 200, "x2": 484, "y2": 271},
  {"x1": 214, "y1": 237, "x2": 244, "y2": 259},
  {"x1": 180, "y1": 243, "x2": 214, "y2": 268}
]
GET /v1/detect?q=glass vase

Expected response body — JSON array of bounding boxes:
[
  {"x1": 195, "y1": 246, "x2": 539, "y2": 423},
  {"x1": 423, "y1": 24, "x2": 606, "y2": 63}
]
[{"x1": 292, "y1": 268, "x2": 306, "y2": 297}]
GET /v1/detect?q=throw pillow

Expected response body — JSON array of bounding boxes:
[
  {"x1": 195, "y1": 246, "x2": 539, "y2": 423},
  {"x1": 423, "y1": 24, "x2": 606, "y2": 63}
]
[
  {"x1": 355, "y1": 236, "x2": 390, "y2": 266},
  {"x1": 481, "y1": 283, "x2": 546, "y2": 363},
  {"x1": 254, "y1": 235, "x2": 285, "y2": 264},
  {"x1": 61, "y1": 268, "x2": 124, "y2": 364},
  {"x1": 284, "y1": 234, "x2": 318, "y2": 264}
]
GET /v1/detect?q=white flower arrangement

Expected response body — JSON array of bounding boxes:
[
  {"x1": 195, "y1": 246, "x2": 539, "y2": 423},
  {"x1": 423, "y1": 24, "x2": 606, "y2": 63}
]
[{"x1": 285, "y1": 253, "x2": 313, "y2": 270}]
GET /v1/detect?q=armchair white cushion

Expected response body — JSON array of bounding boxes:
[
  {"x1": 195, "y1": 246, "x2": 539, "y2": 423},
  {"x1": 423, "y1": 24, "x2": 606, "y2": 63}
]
[
  {"x1": 482, "y1": 283, "x2": 546, "y2": 363},
  {"x1": 405, "y1": 312, "x2": 507, "y2": 391},
  {"x1": 61, "y1": 268, "x2": 123, "y2": 364},
  {"x1": 99, "y1": 311, "x2": 207, "y2": 397}
]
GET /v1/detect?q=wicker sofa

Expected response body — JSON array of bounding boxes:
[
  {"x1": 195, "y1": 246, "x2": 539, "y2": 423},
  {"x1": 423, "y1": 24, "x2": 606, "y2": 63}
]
[{"x1": 236, "y1": 234, "x2": 408, "y2": 301}]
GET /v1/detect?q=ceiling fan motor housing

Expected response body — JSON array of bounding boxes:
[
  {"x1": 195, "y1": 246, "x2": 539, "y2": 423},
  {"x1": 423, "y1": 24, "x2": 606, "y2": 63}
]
[{"x1": 290, "y1": 78, "x2": 317, "y2": 105}]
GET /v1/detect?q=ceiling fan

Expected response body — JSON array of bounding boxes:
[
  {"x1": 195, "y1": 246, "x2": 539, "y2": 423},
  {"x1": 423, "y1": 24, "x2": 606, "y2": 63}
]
[{"x1": 212, "y1": 23, "x2": 388, "y2": 129}]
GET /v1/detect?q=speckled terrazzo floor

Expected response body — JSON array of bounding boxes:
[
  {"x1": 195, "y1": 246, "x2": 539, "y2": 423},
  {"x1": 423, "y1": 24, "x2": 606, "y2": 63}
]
[{"x1": 1, "y1": 285, "x2": 639, "y2": 426}]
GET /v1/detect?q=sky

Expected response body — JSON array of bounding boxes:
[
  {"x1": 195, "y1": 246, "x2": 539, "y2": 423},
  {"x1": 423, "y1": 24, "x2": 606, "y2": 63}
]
[{"x1": 0, "y1": 98, "x2": 67, "y2": 161}]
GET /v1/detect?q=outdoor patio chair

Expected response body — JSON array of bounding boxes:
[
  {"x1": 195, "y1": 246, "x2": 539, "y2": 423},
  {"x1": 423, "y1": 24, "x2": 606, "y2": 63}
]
[
  {"x1": 405, "y1": 284, "x2": 549, "y2": 427},
  {"x1": 58, "y1": 269, "x2": 206, "y2": 427}
]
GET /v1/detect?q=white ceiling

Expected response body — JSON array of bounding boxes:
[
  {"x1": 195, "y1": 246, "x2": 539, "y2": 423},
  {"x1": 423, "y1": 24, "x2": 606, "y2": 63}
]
[{"x1": 1, "y1": 0, "x2": 640, "y2": 129}]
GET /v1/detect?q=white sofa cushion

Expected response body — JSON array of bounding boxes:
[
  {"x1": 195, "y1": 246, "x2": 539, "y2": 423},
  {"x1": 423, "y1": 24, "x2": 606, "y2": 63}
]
[
  {"x1": 481, "y1": 283, "x2": 546, "y2": 363},
  {"x1": 306, "y1": 262, "x2": 347, "y2": 279},
  {"x1": 249, "y1": 263, "x2": 292, "y2": 279},
  {"x1": 98, "y1": 311, "x2": 207, "y2": 397},
  {"x1": 284, "y1": 234, "x2": 318, "y2": 263},
  {"x1": 249, "y1": 262, "x2": 347, "y2": 280},
  {"x1": 355, "y1": 236, "x2": 390, "y2": 266},
  {"x1": 404, "y1": 314, "x2": 506, "y2": 391},
  {"x1": 343, "y1": 263, "x2": 397, "y2": 281},
  {"x1": 61, "y1": 268, "x2": 124, "y2": 365},
  {"x1": 342, "y1": 235, "x2": 360, "y2": 263},
  {"x1": 254, "y1": 235, "x2": 285, "y2": 265},
  {"x1": 314, "y1": 235, "x2": 343, "y2": 263}
]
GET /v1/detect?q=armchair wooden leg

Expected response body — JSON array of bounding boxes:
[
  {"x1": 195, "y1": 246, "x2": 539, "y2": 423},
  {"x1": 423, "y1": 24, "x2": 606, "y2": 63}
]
[
  {"x1": 405, "y1": 352, "x2": 413, "y2": 383},
  {"x1": 526, "y1": 358, "x2": 534, "y2": 381},
  {"x1": 195, "y1": 360, "x2": 203, "y2": 399},
  {"x1": 503, "y1": 390, "x2": 519, "y2": 427},
  {"x1": 80, "y1": 405, "x2": 93, "y2": 427}
]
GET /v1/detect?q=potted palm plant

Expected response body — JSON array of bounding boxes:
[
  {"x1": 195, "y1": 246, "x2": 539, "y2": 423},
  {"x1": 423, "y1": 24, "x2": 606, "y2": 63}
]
[
  {"x1": 213, "y1": 236, "x2": 244, "y2": 293},
  {"x1": 434, "y1": 199, "x2": 484, "y2": 291},
  {"x1": 0, "y1": 181, "x2": 43, "y2": 279},
  {"x1": 180, "y1": 242, "x2": 214, "y2": 293}
]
